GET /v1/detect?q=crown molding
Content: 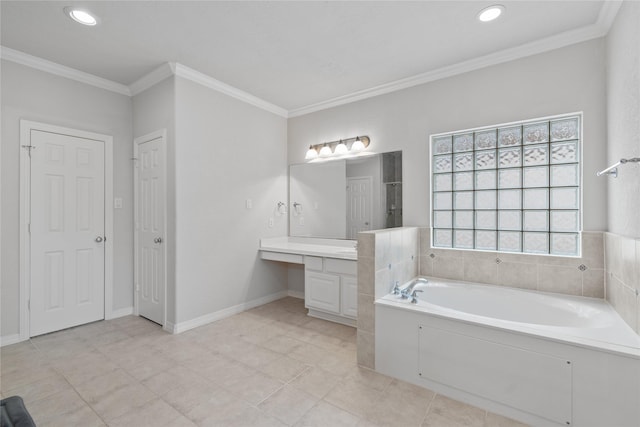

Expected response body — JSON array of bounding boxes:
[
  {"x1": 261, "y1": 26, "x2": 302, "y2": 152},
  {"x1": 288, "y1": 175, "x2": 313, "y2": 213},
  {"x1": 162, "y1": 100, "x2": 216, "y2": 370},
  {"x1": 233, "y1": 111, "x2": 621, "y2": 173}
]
[
  {"x1": 129, "y1": 62, "x2": 175, "y2": 96},
  {"x1": 288, "y1": 2, "x2": 619, "y2": 118},
  {"x1": 0, "y1": 46, "x2": 131, "y2": 96},
  {"x1": 172, "y1": 63, "x2": 288, "y2": 118},
  {"x1": 595, "y1": 0, "x2": 622, "y2": 32}
]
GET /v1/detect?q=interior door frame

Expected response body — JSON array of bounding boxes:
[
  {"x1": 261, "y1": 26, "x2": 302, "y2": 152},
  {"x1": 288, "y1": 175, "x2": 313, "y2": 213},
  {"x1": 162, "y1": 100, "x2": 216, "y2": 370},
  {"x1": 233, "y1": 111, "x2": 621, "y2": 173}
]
[
  {"x1": 19, "y1": 120, "x2": 114, "y2": 341},
  {"x1": 133, "y1": 129, "x2": 167, "y2": 326}
]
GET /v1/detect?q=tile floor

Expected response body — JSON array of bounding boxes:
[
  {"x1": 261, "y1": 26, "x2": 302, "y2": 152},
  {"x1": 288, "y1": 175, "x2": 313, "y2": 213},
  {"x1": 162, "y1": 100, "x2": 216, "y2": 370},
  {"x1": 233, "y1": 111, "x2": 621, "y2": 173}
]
[{"x1": 1, "y1": 297, "x2": 528, "y2": 426}]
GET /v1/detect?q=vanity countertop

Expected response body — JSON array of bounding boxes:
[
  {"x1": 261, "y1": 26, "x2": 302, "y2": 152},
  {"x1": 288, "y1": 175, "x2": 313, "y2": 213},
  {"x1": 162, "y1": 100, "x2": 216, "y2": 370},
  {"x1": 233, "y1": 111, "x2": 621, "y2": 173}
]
[{"x1": 259, "y1": 236, "x2": 357, "y2": 261}]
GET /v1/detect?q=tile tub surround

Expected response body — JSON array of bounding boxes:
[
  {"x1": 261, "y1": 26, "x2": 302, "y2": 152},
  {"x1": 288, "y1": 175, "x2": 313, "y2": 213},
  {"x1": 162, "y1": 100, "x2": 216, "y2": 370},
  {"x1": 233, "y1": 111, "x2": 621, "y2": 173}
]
[
  {"x1": 419, "y1": 229, "x2": 606, "y2": 299},
  {"x1": 0, "y1": 297, "x2": 527, "y2": 427},
  {"x1": 357, "y1": 227, "x2": 420, "y2": 369},
  {"x1": 605, "y1": 232, "x2": 640, "y2": 333}
]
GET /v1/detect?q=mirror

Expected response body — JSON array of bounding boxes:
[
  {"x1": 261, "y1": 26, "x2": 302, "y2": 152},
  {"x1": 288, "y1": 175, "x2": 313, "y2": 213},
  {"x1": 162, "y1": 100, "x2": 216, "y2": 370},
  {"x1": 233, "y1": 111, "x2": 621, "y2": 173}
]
[{"x1": 289, "y1": 151, "x2": 402, "y2": 239}]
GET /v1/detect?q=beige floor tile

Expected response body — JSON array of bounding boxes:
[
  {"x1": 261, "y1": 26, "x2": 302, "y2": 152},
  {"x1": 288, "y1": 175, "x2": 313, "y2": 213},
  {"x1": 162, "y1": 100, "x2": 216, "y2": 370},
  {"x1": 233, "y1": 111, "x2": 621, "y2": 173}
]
[
  {"x1": 88, "y1": 382, "x2": 157, "y2": 422},
  {"x1": 223, "y1": 371, "x2": 284, "y2": 405},
  {"x1": 51, "y1": 349, "x2": 119, "y2": 386},
  {"x1": 232, "y1": 343, "x2": 283, "y2": 368},
  {"x1": 422, "y1": 395, "x2": 485, "y2": 427},
  {"x1": 40, "y1": 404, "x2": 106, "y2": 427},
  {"x1": 107, "y1": 398, "x2": 184, "y2": 427},
  {"x1": 26, "y1": 389, "x2": 88, "y2": 424},
  {"x1": 122, "y1": 352, "x2": 176, "y2": 381},
  {"x1": 73, "y1": 368, "x2": 136, "y2": 403},
  {"x1": 324, "y1": 378, "x2": 382, "y2": 419},
  {"x1": 258, "y1": 384, "x2": 319, "y2": 425},
  {"x1": 289, "y1": 342, "x2": 332, "y2": 366},
  {"x1": 142, "y1": 366, "x2": 211, "y2": 395},
  {"x1": 198, "y1": 357, "x2": 257, "y2": 388},
  {"x1": 0, "y1": 362, "x2": 59, "y2": 392},
  {"x1": 293, "y1": 400, "x2": 362, "y2": 427},
  {"x1": 261, "y1": 334, "x2": 305, "y2": 354},
  {"x1": 239, "y1": 323, "x2": 287, "y2": 346},
  {"x1": 259, "y1": 355, "x2": 310, "y2": 382},
  {"x1": 4, "y1": 372, "x2": 73, "y2": 405},
  {"x1": 290, "y1": 366, "x2": 342, "y2": 399},
  {"x1": 347, "y1": 367, "x2": 393, "y2": 392},
  {"x1": 161, "y1": 381, "x2": 221, "y2": 414},
  {"x1": 484, "y1": 412, "x2": 530, "y2": 427}
]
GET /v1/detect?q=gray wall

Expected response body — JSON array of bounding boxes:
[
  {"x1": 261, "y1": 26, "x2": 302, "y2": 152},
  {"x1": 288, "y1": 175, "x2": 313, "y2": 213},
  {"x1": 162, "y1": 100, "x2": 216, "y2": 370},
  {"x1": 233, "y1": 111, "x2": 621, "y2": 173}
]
[
  {"x1": 606, "y1": 0, "x2": 640, "y2": 238},
  {"x1": 604, "y1": 1, "x2": 640, "y2": 333},
  {"x1": 288, "y1": 39, "x2": 608, "y2": 232},
  {"x1": 173, "y1": 76, "x2": 288, "y2": 324},
  {"x1": 1, "y1": 60, "x2": 134, "y2": 337}
]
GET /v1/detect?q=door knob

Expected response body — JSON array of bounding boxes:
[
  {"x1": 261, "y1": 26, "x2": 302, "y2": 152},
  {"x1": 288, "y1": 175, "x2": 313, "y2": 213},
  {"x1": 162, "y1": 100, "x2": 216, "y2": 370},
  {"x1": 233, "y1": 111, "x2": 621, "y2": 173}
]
[
  {"x1": 95, "y1": 236, "x2": 104, "y2": 243},
  {"x1": 154, "y1": 237, "x2": 163, "y2": 244}
]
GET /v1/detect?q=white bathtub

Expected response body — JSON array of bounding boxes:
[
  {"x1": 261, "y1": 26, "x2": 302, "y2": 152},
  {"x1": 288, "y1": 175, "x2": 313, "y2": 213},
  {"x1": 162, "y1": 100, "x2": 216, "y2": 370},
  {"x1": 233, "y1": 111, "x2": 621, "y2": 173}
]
[{"x1": 375, "y1": 277, "x2": 640, "y2": 427}]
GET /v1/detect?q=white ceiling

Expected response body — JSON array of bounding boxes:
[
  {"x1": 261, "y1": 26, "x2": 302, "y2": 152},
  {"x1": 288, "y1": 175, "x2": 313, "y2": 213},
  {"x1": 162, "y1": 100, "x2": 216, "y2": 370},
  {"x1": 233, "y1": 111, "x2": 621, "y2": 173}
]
[{"x1": 1, "y1": 1, "x2": 616, "y2": 115}]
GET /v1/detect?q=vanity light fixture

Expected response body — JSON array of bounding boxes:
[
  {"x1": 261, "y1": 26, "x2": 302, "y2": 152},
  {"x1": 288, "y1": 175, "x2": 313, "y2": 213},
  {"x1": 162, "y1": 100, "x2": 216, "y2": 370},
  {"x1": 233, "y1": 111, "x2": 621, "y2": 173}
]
[
  {"x1": 304, "y1": 136, "x2": 371, "y2": 161},
  {"x1": 64, "y1": 7, "x2": 98, "y2": 26},
  {"x1": 477, "y1": 5, "x2": 504, "y2": 22}
]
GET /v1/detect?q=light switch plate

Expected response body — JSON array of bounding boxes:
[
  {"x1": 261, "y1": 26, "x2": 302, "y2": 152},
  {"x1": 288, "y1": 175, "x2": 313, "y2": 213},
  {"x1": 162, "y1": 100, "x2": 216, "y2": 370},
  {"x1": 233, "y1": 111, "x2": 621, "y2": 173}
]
[{"x1": 114, "y1": 197, "x2": 123, "y2": 209}]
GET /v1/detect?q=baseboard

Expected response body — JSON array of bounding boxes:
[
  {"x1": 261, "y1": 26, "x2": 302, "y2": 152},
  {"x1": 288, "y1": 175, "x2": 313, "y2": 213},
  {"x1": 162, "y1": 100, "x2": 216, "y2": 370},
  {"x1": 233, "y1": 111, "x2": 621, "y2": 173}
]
[
  {"x1": 168, "y1": 290, "x2": 289, "y2": 334},
  {"x1": 287, "y1": 290, "x2": 305, "y2": 299},
  {"x1": 105, "y1": 306, "x2": 134, "y2": 320},
  {"x1": 0, "y1": 334, "x2": 25, "y2": 347}
]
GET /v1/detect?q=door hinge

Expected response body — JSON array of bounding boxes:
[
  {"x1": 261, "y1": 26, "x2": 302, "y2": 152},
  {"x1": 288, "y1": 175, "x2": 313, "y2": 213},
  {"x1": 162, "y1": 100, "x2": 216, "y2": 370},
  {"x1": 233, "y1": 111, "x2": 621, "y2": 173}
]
[
  {"x1": 27, "y1": 299, "x2": 30, "y2": 310},
  {"x1": 27, "y1": 223, "x2": 31, "y2": 233}
]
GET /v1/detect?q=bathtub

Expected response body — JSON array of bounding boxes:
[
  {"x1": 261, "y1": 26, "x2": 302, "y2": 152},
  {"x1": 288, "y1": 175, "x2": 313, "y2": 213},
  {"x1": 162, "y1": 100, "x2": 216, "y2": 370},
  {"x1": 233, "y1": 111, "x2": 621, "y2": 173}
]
[{"x1": 375, "y1": 277, "x2": 640, "y2": 427}]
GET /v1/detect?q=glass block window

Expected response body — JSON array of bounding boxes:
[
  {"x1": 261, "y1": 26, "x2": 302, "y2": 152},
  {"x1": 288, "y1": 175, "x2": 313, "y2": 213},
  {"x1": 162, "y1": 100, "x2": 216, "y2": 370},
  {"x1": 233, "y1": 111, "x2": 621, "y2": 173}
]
[{"x1": 430, "y1": 114, "x2": 581, "y2": 256}]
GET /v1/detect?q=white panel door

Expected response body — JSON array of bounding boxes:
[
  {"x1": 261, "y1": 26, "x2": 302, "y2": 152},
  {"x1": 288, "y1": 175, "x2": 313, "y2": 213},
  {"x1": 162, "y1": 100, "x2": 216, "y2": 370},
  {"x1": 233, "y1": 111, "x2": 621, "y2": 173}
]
[
  {"x1": 346, "y1": 177, "x2": 372, "y2": 239},
  {"x1": 30, "y1": 130, "x2": 105, "y2": 336},
  {"x1": 135, "y1": 135, "x2": 165, "y2": 325}
]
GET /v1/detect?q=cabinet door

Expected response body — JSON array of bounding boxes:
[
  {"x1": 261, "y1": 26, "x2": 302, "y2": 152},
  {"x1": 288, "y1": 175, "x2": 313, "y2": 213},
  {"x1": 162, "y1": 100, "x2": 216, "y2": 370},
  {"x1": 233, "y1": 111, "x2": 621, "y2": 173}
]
[
  {"x1": 305, "y1": 272, "x2": 341, "y2": 314},
  {"x1": 341, "y1": 276, "x2": 358, "y2": 318}
]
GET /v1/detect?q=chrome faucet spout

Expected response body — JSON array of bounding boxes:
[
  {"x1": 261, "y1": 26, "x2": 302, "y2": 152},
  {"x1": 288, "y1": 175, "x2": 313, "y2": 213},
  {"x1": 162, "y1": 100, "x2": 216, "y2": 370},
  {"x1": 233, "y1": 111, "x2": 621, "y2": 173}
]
[{"x1": 400, "y1": 278, "x2": 428, "y2": 299}]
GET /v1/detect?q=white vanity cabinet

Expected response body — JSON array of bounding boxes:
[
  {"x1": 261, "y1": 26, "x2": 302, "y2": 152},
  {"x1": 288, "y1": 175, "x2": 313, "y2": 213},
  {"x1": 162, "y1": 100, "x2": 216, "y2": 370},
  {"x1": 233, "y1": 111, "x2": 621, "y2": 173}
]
[{"x1": 304, "y1": 256, "x2": 357, "y2": 326}]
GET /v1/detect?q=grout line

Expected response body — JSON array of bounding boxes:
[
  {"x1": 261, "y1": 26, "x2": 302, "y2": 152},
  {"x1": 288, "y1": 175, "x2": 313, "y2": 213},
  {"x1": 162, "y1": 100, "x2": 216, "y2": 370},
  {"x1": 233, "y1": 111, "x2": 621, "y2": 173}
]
[{"x1": 420, "y1": 391, "x2": 438, "y2": 425}]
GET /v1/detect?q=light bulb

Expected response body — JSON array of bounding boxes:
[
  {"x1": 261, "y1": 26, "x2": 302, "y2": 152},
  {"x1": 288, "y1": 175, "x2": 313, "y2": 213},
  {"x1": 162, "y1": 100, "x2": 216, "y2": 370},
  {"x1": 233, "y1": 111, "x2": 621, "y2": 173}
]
[
  {"x1": 335, "y1": 140, "x2": 348, "y2": 155},
  {"x1": 350, "y1": 137, "x2": 365, "y2": 152},
  {"x1": 478, "y1": 5, "x2": 504, "y2": 22},
  {"x1": 64, "y1": 7, "x2": 98, "y2": 26},
  {"x1": 305, "y1": 145, "x2": 318, "y2": 160},
  {"x1": 319, "y1": 144, "x2": 332, "y2": 157}
]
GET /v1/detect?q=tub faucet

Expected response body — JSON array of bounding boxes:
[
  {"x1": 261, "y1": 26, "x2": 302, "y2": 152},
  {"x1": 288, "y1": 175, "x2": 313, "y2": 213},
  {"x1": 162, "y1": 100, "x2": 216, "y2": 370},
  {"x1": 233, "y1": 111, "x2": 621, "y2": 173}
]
[
  {"x1": 401, "y1": 278, "x2": 428, "y2": 299},
  {"x1": 391, "y1": 281, "x2": 401, "y2": 295},
  {"x1": 410, "y1": 289, "x2": 423, "y2": 304}
]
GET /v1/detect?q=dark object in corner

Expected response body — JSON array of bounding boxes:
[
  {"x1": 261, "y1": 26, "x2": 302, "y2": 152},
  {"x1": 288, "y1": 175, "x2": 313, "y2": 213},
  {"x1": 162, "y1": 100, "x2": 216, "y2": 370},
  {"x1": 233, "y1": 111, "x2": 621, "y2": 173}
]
[{"x1": 1, "y1": 396, "x2": 36, "y2": 427}]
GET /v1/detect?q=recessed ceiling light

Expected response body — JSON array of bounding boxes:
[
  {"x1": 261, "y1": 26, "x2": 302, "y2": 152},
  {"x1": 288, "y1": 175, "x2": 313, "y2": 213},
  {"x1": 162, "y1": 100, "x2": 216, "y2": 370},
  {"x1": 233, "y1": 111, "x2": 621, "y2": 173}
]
[
  {"x1": 64, "y1": 7, "x2": 98, "y2": 26},
  {"x1": 478, "y1": 5, "x2": 505, "y2": 22}
]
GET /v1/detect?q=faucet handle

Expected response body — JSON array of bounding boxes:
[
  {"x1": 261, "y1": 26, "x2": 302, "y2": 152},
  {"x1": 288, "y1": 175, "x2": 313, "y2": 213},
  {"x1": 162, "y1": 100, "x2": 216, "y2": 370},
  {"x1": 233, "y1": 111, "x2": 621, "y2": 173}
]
[
  {"x1": 391, "y1": 281, "x2": 401, "y2": 295},
  {"x1": 410, "y1": 289, "x2": 423, "y2": 304}
]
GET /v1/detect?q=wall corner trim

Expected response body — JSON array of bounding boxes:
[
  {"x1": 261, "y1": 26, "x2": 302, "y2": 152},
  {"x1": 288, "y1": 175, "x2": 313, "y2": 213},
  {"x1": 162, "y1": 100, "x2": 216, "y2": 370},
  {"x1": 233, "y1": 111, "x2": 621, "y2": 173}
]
[
  {"x1": 0, "y1": 46, "x2": 131, "y2": 96},
  {"x1": 595, "y1": 1, "x2": 623, "y2": 33},
  {"x1": 129, "y1": 63, "x2": 175, "y2": 96}
]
